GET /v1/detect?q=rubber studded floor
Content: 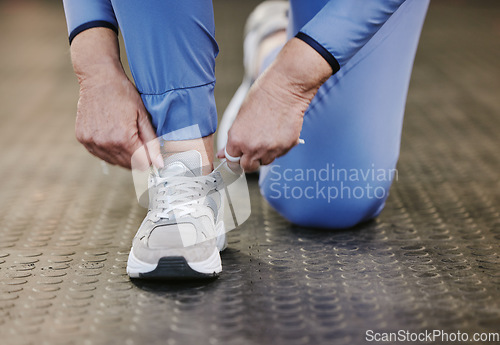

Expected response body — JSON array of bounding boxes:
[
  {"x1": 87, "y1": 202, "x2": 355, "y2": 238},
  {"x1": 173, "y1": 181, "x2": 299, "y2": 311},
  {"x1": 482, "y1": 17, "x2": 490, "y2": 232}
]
[{"x1": 1, "y1": 1, "x2": 499, "y2": 345}]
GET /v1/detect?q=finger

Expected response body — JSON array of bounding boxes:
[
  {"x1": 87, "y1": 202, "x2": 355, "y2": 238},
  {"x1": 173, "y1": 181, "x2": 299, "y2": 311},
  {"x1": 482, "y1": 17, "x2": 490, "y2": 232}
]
[
  {"x1": 96, "y1": 133, "x2": 143, "y2": 170},
  {"x1": 226, "y1": 160, "x2": 242, "y2": 172},
  {"x1": 97, "y1": 144, "x2": 132, "y2": 169},
  {"x1": 276, "y1": 145, "x2": 294, "y2": 158},
  {"x1": 260, "y1": 154, "x2": 276, "y2": 166},
  {"x1": 260, "y1": 146, "x2": 283, "y2": 165},
  {"x1": 146, "y1": 137, "x2": 163, "y2": 168},
  {"x1": 240, "y1": 154, "x2": 261, "y2": 172},
  {"x1": 130, "y1": 144, "x2": 151, "y2": 171},
  {"x1": 83, "y1": 143, "x2": 118, "y2": 166},
  {"x1": 137, "y1": 111, "x2": 164, "y2": 168},
  {"x1": 92, "y1": 135, "x2": 138, "y2": 169},
  {"x1": 224, "y1": 146, "x2": 241, "y2": 163},
  {"x1": 225, "y1": 134, "x2": 243, "y2": 161},
  {"x1": 115, "y1": 150, "x2": 134, "y2": 169},
  {"x1": 89, "y1": 144, "x2": 133, "y2": 169},
  {"x1": 217, "y1": 148, "x2": 225, "y2": 159}
]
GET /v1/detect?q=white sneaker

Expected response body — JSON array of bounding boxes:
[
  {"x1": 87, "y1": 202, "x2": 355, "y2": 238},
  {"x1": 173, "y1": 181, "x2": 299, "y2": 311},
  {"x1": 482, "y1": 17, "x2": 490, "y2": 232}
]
[
  {"x1": 127, "y1": 150, "x2": 226, "y2": 279},
  {"x1": 216, "y1": 1, "x2": 289, "y2": 151}
]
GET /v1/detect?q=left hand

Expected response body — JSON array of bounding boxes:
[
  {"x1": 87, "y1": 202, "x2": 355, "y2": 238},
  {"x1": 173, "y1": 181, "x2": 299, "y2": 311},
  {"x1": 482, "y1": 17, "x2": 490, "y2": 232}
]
[
  {"x1": 217, "y1": 38, "x2": 332, "y2": 172},
  {"x1": 217, "y1": 67, "x2": 308, "y2": 171}
]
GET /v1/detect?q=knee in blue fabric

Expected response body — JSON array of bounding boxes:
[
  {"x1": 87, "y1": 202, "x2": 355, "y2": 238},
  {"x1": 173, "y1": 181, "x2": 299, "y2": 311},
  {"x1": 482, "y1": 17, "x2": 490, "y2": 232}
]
[
  {"x1": 259, "y1": 164, "x2": 394, "y2": 229},
  {"x1": 255, "y1": 0, "x2": 428, "y2": 229}
]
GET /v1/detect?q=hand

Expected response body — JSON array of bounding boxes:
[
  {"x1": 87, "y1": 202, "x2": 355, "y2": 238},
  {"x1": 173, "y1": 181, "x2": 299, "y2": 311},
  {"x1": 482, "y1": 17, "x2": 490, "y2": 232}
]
[
  {"x1": 70, "y1": 28, "x2": 163, "y2": 170},
  {"x1": 217, "y1": 68, "x2": 307, "y2": 171},
  {"x1": 217, "y1": 38, "x2": 332, "y2": 172},
  {"x1": 76, "y1": 71, "x2": 162, "y2": 170}
]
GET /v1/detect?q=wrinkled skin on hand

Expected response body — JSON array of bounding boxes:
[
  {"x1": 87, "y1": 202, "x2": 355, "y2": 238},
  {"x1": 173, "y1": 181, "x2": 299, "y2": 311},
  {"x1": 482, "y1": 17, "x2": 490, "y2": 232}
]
[
  {"x1": 218, "y1": 38, "x2": 332, "y2": 172},
  {"x1": 76, "y1": 72, "x2": 161, "y2": 170},
  {"x1": 71, "y1": 28, "x2": 163, "y2": 170}
]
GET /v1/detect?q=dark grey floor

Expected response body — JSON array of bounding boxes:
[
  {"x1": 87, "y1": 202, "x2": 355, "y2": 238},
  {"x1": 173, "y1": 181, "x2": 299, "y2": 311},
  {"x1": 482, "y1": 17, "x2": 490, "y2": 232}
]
[{"x1": 1, "y1": 1, "x2": 499, "y2": 345}]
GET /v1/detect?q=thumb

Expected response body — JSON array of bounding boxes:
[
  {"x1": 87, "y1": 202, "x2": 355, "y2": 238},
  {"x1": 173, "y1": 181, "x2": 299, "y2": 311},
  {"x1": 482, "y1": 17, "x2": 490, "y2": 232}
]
[
  {"x1": 137, "y1": 111, "x2": 164, "y2": 168},
  {"x1": 217, "y1": 148, "x2": 225, "y2": 159}
]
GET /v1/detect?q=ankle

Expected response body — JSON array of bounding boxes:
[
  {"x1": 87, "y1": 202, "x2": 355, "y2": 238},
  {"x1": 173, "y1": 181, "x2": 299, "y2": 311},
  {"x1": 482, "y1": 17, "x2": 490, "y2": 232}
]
[{"x1": 161, "y1": 135, "x2": 214, "y2": 175}]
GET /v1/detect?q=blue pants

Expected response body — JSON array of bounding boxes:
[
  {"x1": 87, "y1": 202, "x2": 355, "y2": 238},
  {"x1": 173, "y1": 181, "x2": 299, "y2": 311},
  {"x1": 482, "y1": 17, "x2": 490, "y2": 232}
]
[
  {"x1": 63, "y1": 0, "x2": 429, "y2": 228},
  {"x1": 64, "y1": 0, "x2": 220, "y2": 140},
  {"x1": 260, "y1": 0, "x2": 429, "y2": 228}
]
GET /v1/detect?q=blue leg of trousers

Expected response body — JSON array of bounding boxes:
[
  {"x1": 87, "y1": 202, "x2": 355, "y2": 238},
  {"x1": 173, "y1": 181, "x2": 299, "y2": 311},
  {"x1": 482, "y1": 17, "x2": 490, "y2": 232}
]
[
  {"x1": 259, "y1": 0, "x2": 429, "y2": 228},
  {"x1": 109, "y1": 0, "x2": 219, "y2": 140}
]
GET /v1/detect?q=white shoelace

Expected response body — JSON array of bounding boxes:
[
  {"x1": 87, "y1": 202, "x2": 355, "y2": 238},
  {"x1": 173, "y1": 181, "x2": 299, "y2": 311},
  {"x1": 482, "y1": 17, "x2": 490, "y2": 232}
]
[{"x1": 150, "y1": 168, "x2": 217, "y2": 222}]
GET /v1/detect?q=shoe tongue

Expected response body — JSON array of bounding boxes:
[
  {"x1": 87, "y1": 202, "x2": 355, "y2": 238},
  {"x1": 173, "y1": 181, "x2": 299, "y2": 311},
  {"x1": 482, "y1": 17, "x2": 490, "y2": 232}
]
[{"x1": 160, "y1": 150, "x2": 203, "y2": 178}]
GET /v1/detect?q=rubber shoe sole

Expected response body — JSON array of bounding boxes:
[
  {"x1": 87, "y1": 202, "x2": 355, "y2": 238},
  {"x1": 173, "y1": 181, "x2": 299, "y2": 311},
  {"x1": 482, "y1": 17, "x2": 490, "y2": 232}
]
[
  {"x1": 127, "y1": 247, "x2": 222, "y2": 280},
  {"x1": 138, "y1": 257, "x2": 219, "y2": 280}
]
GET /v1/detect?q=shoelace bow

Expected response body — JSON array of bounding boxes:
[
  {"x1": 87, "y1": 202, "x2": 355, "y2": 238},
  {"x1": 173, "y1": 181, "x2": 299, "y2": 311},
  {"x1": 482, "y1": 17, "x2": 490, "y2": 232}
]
[{"x1": 150, "y1": 167, "x2": 217, "y2": 221}]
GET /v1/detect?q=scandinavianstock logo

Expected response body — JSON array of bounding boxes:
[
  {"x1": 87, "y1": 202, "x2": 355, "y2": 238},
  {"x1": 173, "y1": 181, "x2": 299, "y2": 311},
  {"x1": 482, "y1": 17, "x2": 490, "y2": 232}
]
[{"x1": 267, "y1": 163, "x2": 398, "y2": 202}]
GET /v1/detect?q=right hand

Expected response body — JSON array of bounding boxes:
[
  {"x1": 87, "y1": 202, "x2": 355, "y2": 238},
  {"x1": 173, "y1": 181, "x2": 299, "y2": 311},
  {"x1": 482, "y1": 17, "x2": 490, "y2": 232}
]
[{"x1": 75, "y1": 68, "x2": 163, "y2": 170}]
